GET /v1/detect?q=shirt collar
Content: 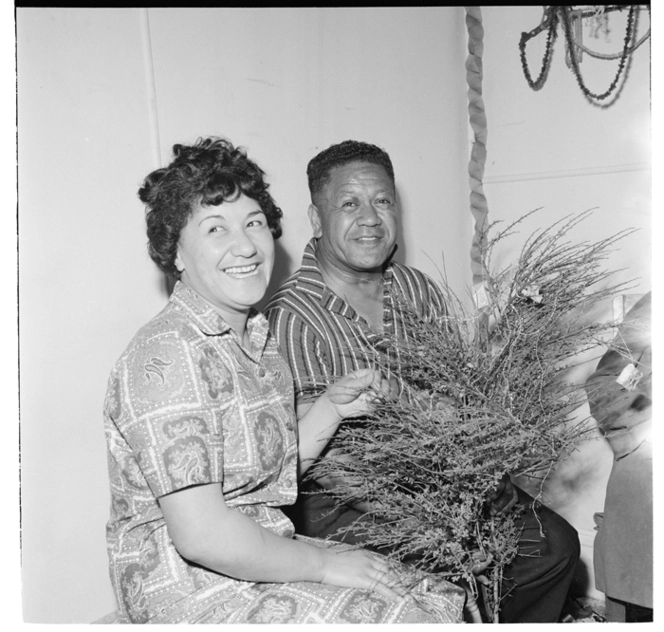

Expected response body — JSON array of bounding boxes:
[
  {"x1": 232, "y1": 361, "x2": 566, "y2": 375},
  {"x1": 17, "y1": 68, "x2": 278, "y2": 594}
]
[
  {"x1": 170, "y1": 281, "x2": 269, "y2": 356},
  {"x1": 295, "y1": 238, "x2": 397, "y2": 318}
]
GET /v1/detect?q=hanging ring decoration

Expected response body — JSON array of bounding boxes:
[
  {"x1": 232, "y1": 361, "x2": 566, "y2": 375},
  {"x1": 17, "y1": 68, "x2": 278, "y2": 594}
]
[{"x1": 570, "y1": 13, "x2": 650, "y2": 61}]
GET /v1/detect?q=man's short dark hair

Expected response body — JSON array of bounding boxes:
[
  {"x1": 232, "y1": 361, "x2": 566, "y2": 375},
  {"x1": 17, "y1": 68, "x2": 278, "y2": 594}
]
[{"x1": 306, "y1": 140, "x2": 395, "y2": 204}]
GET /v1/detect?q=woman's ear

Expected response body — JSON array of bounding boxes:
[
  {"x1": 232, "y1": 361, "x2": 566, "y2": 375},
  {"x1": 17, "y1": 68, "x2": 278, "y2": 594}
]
[
  {"x1": 308, "y1": 204, "x2": 323, "y2": 238},
  {"x1": 174, "y1": 250, "x2": 185, "y2": 273}
]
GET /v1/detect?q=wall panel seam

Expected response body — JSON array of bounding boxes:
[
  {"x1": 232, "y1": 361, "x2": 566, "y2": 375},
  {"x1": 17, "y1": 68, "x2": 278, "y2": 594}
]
[
  {"x1": 140, "y1": 8, "x2": 162, "y2": 168},
  {"x1": 484, "y1": 162, "x2": 649, "y2": 184}
]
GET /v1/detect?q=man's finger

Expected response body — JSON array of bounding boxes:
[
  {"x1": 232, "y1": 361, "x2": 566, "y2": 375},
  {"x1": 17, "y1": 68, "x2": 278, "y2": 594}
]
[
  {"x1": 471, "y1": 553, "x2": 493, "y2": 575},
  {"x1": 491, "y1": 485, "x2": 519, "y2": 516}
]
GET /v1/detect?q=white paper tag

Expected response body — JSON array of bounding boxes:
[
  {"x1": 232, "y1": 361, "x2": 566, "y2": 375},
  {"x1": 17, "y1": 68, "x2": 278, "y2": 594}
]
[
  {"x1": 616, "y1": 363, "x2": 642, "y2": 391},
  {"x1": 521, "y1": 284, "x2": 543, "y2": 304},
  {"x1": 474, "y1": 284, "x2": 490, "y2": 309}
]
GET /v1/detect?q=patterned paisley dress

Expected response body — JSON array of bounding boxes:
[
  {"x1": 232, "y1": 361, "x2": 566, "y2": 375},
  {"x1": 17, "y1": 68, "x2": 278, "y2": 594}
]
[{"x1": 103, "y1": 281, "x2": 464, "y2": 623}]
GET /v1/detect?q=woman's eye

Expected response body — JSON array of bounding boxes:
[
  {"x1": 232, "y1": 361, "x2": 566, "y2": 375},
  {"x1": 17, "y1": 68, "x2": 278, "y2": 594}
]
[{"x1": 209, "y1": 225, "x2": 225, "y2": 233}]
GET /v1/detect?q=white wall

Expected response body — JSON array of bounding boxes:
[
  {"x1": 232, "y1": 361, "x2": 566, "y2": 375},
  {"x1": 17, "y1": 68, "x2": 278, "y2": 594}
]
[
  {"x1": 144, "y1": 7, "x2": 473, "y2": 302},
  {"x1": 480, "y1": 6, "x2": 651, "y2": 599},
  {"x1": 17, "y1": 7, "x2": 471, "y2": 623},
  {"x1": 17, "y1": 8, "x2": 166, "y2": 624},
  {"x1": 17, "y1": 6, "x2": 651, "y2": 623}
]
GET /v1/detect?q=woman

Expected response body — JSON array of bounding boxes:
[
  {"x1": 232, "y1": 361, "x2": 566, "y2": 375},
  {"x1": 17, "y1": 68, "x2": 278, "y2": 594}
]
[{"x1": 103, "y1": 137, "x2": 465, "y2": 623}]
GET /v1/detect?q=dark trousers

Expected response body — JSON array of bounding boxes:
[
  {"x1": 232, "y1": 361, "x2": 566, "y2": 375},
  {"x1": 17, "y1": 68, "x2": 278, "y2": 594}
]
[{"x1": 284, "y1": 482, "x2": 580, "y2": 623}]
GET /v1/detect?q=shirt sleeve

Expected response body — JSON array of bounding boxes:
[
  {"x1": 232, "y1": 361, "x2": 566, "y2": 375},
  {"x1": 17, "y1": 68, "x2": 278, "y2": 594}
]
[
  {"x1": 109, "y1": 331, "x2": 226, "y2": 498},
  {"x1": 584, "y1": 293, "x2": 652, "y2": 432}
]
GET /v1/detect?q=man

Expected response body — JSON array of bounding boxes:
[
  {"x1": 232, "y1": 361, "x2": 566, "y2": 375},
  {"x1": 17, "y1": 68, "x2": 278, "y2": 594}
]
[{"x1": 265, "y1": 140, "x2": 580, "y2": 623}]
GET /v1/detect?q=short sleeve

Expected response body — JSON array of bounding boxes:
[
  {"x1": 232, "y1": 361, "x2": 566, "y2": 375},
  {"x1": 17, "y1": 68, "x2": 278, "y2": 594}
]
[{"x1": 111, "y1": 333, "x2": 226, "y2": 498}]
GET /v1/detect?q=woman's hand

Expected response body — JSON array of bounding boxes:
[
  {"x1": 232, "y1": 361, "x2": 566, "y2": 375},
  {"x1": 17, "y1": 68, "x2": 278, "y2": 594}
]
[
  {"x1": 319, "y1": 547, "x2": 410, "y2": 603},
  {"x1": 325, "y1": 368, "x2": 390, "y2": 420}
]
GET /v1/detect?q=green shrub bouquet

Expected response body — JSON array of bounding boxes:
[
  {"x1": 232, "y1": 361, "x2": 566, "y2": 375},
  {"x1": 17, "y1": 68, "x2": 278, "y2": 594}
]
[{"x1": 311, "y1": 211, "x2": 634, "y2": 621}]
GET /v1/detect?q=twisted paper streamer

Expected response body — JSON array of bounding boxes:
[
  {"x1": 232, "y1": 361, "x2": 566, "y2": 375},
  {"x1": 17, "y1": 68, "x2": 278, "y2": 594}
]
[{"x1": 465, "y1": 7, "x2": 490, "y2": 292}]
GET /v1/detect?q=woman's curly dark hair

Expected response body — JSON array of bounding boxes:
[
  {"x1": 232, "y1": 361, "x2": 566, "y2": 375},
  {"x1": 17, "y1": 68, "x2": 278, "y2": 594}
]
[{"x1": 138, "y1": 137, "x2": 283, "y2": 279}]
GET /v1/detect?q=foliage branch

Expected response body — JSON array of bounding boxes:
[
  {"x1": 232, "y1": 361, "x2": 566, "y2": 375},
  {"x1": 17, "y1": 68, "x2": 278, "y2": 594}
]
[{"x1": 309, "y1": 210, "x2": 635, "y2": 621}]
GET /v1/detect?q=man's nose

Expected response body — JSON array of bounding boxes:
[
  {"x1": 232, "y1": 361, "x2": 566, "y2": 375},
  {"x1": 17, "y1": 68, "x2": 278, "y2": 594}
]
[{"x1": 357, "y1": 202, "x2": 381, "y2": 225}]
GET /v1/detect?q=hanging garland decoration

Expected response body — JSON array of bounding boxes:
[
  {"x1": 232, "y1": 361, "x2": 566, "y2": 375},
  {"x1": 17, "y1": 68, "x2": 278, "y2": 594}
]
[
  {"x1": 519, "y1": 7, "x2": 559, "y2": 90},
  {"x1": 519, "y1": 5, "x2": 649, "y2": 103},
  {"x1": 561, "y1": 5, "x2": 635, "y2": 101}
]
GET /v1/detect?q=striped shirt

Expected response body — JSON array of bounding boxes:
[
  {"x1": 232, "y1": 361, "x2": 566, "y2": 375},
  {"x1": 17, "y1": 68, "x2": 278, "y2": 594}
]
[{"x1": 265, "y1": 238, "x2": 447, "y2": 404}]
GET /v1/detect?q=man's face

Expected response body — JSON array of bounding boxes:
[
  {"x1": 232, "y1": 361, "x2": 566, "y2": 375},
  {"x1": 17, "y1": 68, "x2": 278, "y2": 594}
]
[{"x1": 309, "y1": 161, "x2": 398, "y2": 277}]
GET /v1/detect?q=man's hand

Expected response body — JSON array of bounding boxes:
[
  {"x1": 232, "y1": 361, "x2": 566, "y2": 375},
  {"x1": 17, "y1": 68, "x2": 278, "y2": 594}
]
[
  {"x1": 470, "y1": 553, "x2": 493, "y2": 587},
  {"x1": 487, "y1": 474, "x2": 519, "y2": 516}
]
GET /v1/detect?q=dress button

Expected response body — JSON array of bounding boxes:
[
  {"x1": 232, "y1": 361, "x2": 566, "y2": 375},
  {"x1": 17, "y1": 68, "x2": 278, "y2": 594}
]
[
  {"x1": 257, "y1": 367, "x2": 266, "y2": 378},
  {"x1": 284, "y1": 478, "x2": 293, "y2": 488}
]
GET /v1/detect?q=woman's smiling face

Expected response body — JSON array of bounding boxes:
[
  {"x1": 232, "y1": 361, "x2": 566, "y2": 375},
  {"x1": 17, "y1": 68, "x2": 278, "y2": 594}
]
[{"x1": 175, "y1": 193, "x2": 274, "y2": 324}]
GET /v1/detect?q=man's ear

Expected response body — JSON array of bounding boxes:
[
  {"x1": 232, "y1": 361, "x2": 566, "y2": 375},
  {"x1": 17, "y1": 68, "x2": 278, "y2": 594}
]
[{"x1": 308, "y1": 204, "x2": 323, "y2": 238}]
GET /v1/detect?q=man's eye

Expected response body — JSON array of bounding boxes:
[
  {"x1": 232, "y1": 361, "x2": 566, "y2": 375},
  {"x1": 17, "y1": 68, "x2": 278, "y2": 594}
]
[
  {"x1": 377, "y1": 198, "x2": 393, "y2": 205},
  {"x1": 342, "y1": 201, "x2": 356, "y2": 208}
]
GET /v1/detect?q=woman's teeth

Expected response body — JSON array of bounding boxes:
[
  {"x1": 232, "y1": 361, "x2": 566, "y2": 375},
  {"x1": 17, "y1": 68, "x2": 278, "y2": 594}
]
[{"x1": 224, "y1": 263, "x2": 258, "y2": 276}]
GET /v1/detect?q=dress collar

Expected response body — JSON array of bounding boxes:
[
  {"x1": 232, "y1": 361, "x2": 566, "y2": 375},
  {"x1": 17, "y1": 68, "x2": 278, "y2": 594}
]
[{"x1": 170, "y1": 281, "x2": 269, "y2": 358}]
